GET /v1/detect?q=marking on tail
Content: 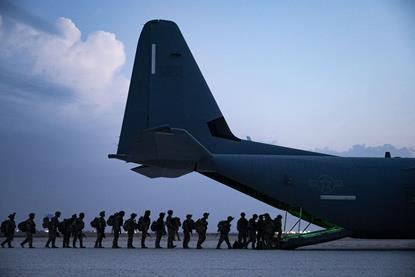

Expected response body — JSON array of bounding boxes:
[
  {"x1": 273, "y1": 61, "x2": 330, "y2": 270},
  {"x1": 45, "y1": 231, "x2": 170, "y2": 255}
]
[{"x1": 151, "y1": 43, "x2": 156, "y2": 74}]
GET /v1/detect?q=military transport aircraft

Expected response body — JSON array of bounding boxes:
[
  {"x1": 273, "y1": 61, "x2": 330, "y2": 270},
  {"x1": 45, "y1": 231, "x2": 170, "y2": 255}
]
[{"x1": 109, "y1": 20, "x2": 415, "y2": 243}]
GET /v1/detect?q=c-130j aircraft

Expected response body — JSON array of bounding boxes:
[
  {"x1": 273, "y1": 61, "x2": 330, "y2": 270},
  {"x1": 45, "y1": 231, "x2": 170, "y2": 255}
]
[{"x1": 109, "y1": 19, "x2": 415, "y2": 242}]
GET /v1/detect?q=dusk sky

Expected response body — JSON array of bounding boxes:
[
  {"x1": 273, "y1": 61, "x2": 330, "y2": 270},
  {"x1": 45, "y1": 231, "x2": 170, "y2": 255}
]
[{"x1": 0, "y1": 0, "x2": 414, "y2": 231}]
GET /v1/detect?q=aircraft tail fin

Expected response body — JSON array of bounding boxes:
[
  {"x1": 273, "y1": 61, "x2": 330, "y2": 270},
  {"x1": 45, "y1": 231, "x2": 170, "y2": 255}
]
[{"x1": 117, "y1": 19, "x2": 238, "y2": 157}]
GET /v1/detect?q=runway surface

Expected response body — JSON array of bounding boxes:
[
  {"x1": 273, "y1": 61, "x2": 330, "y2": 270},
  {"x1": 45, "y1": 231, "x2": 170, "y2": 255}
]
[{"x1": 1, "y1": 236, "x2": 414, "y2": 277}]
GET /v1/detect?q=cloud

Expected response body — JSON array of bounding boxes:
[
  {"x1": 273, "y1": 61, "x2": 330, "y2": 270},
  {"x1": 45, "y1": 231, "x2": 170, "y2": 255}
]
[
  {"x1": 0, "y1": 0, "x2": 60, "y2": 35},
  {"x1": 316, "y1": 144, "x2": 415, "y2": 158},
  {"x1": 0, "y1": 14, "x2": 129, "y2": 111}
]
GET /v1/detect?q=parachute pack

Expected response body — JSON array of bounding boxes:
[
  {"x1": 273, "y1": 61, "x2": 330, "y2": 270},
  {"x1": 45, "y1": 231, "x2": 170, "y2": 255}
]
[
  {"x1": 217, "y1": 221, "x2": 226, "y2": 232},
  {"x1": 150, "y1": 221, "x2": 158, "y2": 232},
  {"x1": 194, "y1": 219, "x2": 205, "y2": 233},
  {"x1": 90, "y1": 217, "x2": 98, "y2": 228},
  {"x1": 107, "y1": 215, "x2": 115, "y2": 226},
  {"x1": 18, "y1": 221, "x2": 27, "y2": 232},
  {"x1": 123, "y1": 220, "x2": 133, "y2": 232},
  {"x1": 136, "y1": 217, "x2": 144, "y2": 232},
  {"x1": 1, "y1": 220, "x2": 8, "y2": 233},
  {"x1": 42, "y1": 217, "x2": 50, "y2": 229}
]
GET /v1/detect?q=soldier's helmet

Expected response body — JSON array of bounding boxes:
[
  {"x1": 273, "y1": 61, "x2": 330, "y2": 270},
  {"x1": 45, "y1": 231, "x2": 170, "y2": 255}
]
[
  {"x1": 277, "y1": 215, "x2": 282, "y2": 218},
  {"x1": 29, "y1": 213, "x2": 35, "y2": 219},
  {"x1": 79, "y1": 212, "x2": 85, "y2": 218},
  {"x1": 145, "y1": 210, "x2": 151, "y2": 216},
  {"x1": 227, "y1": 216, "x2": 234, "y2": 221},
  {"x1": 131, "y1": 213, "x2": 137, "y2": 218},
  {"x1": 186, "y1": 214, "x2": 192, "y2": 219},
  {"x1": 99, "y1": 211, "x2": 105, "y2": 217},
  {"x1": 159, "y1": 212, "x2": 165, "y2": 217},
  {"x1": 8, "y1": 213, "x2": 16, "y2": 219},
  {"x1": 240, "y1": 212, "x2": 246, "y2": 217},
  {"x1": 203, "y1": 212, "x2": 209, "y2": 218},
  {"x1": 55, "y1": 211, "x2": 61, "y2": 217},
  {"x1": 167, "y1": 210, "x2": 173, "y2": 215},
  {"x1": 253, "y1": 214, "x2": 258, "y2": 219},
  {"x1": 119, "y1": 211, "x2": 125, "y2": 217}
]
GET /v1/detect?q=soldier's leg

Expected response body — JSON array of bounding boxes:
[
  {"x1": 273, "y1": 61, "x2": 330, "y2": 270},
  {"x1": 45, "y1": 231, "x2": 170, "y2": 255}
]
[
  {"x1": 7, "y1": 236, "x2": 13, "y2": 248},
  {"x1": 168, "y1": 230, "x2": 175, "y2": 248},
  {"x1": 127, "y1": 232, "x2": 133, "y2": 248},
  {"x1": 94, "y1": 233, "x2": 99, "y2": 248},
  {"x1": 183, "y1": 232, "x2": 189, "y2": 248},
  {"x1": 21, "y1": 236, "x2": 28, "y2": 247},
  {"x1": 28, "y1": 232, "x2": 33, "y2": 248},
  {"x1": 73, "y1": 234, "x2": 77, "y2": 248},
  {"x1": 97, "y1": 232, "x2": 104, "y2": 248},
  {"x1": 155, "y1": 232, "x2": 162, "y2": 248},
  {"x1": 1, "y1": 238, "x2": 6, "y2": 247},
  {"x1": 141, "y1": 232, "x2": 147, "y2": 248},
  {"x1": 79, "y1": 234, "x2": 85, "y2": 248},
  {"x1": 216, "y1": 234, "x2": 224, "y2": 249},
  {"x1": 225, "y1": 235, "x2": 231, "y2": 249},
  {"x1": 237, "y1": 232, "x2": 242, "y2": 244}
]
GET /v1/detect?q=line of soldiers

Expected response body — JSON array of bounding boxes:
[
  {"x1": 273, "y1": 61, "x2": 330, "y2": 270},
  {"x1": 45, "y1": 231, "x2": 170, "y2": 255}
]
[{"x1": 1, "y1": 211, "x2": 283, "y2": 250}]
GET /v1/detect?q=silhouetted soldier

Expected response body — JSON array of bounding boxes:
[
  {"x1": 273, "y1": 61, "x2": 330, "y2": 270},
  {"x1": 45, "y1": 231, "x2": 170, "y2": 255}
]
[
  {"x1": 263, "y1": 213, "x2": 274, "y2": 249},
  {"x1": 155, "y1": 212, "x2": 166, "y2": 248},
  {"x1": 45, "y1": 211, "x2": 61, "y2": 248},
  {"x1": 216, "y1": 216, "x2": 233, "y2": 249},
  {"x1": 62, "y1": 214, "x2": 76, "y2": 248},
  {"x1": 246, "y1": 214, "x2": 258, "y2": 249},
  {"x1": 256, "y1": 214, "x2": 264, "y2": 248},
  {"x1": 20, "y1": 213, "x2": 36, "y2": 248},
  {"x1": 237, "y1": 212, "x2": 249, "y2": 248},
  {"x1": 195, "y1": 212, "x2": 209, "y2": 249},
  {"x1": 166, "y1": 210, "x2": 176, "y2": 248},
  {"x1": 182, "y1": 214, "x2": 194, "y2": 249},
  {"x1": 73, "y1": 212, "x2": 85, "y2": 248},
  {"x1": 124, "y1": 213, "x2": 137, "y2": 248},
  {"x1": 112, "y1": 211, "x2": 125, "y2": 248},
  {"x1": 140, "y1": 210, "x2": 151, "y2": 248},
  {"x1": 94, "y1": 211, "x2": 106, "y2": 248},
  {"x1": 274, "y1": 214, "x2": 283, "y2": 248},
  {"x1": 1, "y1": 213, "x2": 16, "y2": 248}
]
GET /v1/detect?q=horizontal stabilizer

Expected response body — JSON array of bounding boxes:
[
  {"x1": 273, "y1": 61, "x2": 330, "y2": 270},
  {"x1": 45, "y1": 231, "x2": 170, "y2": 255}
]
[
  {"x1": 127, "y1": 127, "x2": 211, "y2": 176},
  {"x1": 131, "y1": 165, "x2": 192, "y2": 178}
]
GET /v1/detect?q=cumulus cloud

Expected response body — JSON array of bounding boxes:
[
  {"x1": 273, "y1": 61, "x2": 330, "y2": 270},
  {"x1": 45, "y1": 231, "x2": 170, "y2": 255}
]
[
  {"x1": 0, "y1": 14, "x2": 129, "y2": 111},
  {"x1": 316, "y1": 144, "x2": 415, "y2": 158}
]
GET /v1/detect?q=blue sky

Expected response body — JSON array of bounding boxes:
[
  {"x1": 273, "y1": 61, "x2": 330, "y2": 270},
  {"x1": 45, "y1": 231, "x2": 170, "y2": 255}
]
[{"x1": 0, "y1": 1, "x2": 414, "y2": 230}]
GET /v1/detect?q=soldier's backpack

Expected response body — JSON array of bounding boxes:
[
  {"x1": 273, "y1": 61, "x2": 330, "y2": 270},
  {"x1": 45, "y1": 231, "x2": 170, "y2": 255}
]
[
  {"x1": 194, "y1": 219, "x2": 204, "y2": 233},
  {"x1": 136, "y1": 216, "x2": 144, "y2": 232},
  {"x1": 42, "y1": 217, "x2": 50, "y2": 229},
  {"x1": 107, "y1": 215, "x2": 115, "y2": 226},
  {"x1": 1, "y1": 220, "x2": 8, "y2": 233},
  {"x1": 150, "y1": 221, "x2": 158, "y2": 232},
  {"x1": 18, "y1": 221, "x2": 27, "y2": 232},
  {"x1": 90, "y1": 217, "x2": 99, "y2": 229},
  {"x1": 58, "y1": 221, "x2": 66, "y2": 233},
  {"x1": 123, "y1": 220, "x2": 133, "y2": 232},
  {"x1": 217, "y1": 221, "x2": 226, "y2": 232}
]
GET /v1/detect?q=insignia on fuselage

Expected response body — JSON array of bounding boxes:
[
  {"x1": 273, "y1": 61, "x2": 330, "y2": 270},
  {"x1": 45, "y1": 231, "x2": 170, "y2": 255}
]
[{"x1": 309, "y1": 174, "x2": 343, "y2": 193}]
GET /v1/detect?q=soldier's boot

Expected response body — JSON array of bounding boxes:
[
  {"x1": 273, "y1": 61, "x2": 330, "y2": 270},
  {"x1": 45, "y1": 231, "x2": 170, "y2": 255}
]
[
  {"x1": 1, "y1": 241, "x2": 5, "y2": 248},
  {"x1": 7, "y1": 241, "x2": 13, "y2": 248}
]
